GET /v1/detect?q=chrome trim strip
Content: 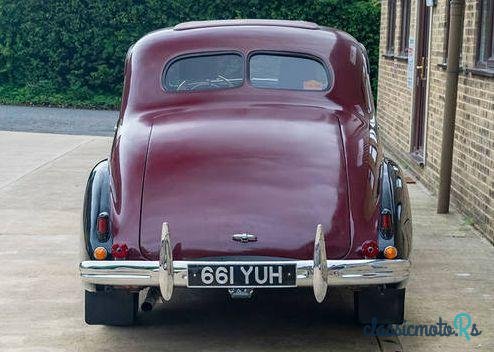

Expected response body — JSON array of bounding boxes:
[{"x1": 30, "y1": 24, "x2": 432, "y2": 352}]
[{"x1": 80, "y1": 258, "x2": 410, "y2": 288}]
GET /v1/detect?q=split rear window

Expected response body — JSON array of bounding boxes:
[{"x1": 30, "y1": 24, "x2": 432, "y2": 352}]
[
  {"x1": 164, "y1": 53, "x2": 244, "y2": 91},
  {"x1": 163, "y1": 52, "x2": 330, "y2": 92},
  {"x1": 249, "y1": 54, "x2": 329, "y2": 91}
]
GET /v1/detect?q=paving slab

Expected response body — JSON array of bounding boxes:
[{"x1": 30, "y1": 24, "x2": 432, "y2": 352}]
[
  {"x1": 0, "y1": 131, "x2": 492, "y2": 351},
  {"x1": 0, "y1": 131, "x2": 93, "y2": 189}
]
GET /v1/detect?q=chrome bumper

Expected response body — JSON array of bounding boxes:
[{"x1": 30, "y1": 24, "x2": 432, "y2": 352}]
[
  {"x1": 80, "y1": 223, "x2": 410, "y2": 302},
  {"x1": 80, "y1": 259, "x2": 410, "y2": 286}
]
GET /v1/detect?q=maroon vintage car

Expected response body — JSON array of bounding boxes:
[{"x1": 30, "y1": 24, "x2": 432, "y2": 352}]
[{"x1": 80, "y1": 20, "x2": 412, "y2": 326}]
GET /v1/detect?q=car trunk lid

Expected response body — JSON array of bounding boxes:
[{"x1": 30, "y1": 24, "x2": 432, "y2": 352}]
[{"x1": 139, "y1": 106, "x2": 351, "y2": 260}]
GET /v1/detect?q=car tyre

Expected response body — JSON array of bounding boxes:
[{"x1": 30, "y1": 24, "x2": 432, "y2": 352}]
[
  {"x1": 84, "y1": 289, "x2": 138, "y2": 326},
  {"x1": 354, "y1": 287, "x2": 405, "y2": 325}
]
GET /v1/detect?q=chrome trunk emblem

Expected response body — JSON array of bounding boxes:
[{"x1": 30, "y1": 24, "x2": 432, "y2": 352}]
[{"x1": 232, "y1": 233, "x2": 257, "y2": 243}]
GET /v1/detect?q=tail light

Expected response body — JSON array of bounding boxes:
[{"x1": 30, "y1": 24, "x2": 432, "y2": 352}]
[
  {"x1": 359, "y1": 240, "x2": 379, "y2": 259},
  {"x1": 96, "y1": 212, "x2": 109, "y2": 241},
  {"x1": 380, "y1": 209, "x2": 393, "y2": 239},
  {"x1": 93, "y1": 246, "x2": 108, "y2": 260},
  {"x1": 381, "y1": 212, "x2": 392, "y2": 230},
  {"x1": 111, "y1": 243, "x2": 129, "y2": 259},
  {"x1": 383, "y1": 245, "x2": 398, "y2": 259}
]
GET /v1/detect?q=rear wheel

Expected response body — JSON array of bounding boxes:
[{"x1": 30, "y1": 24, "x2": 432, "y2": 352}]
[
  {"x1": 84, "y1": 288, "x2": 138, "y2": 326},
  {"x1": 354, "y1": 287, "x2": 405, "y2": 325}
]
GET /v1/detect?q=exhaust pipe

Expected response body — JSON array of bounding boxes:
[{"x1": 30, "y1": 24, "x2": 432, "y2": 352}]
[{"x1": 141, "y1": 287, "x2": 160, "y2": 312}]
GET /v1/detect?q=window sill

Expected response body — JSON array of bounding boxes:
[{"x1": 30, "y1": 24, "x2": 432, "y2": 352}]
[
  {"x1": 409, "y1": 151, "x2": 425, "y2": 167},
  {"x1": 436, "y1": 63, "x2": 494, "y2": 78},
  {"x1": 437, "y1": 62, "x2": 466, "y2": 72},
  {"x1": 394, "y1": 55, "x2": 408, "y2": 62},
  {"x1": 465, "y1": 67, "x2": 494, "y2": 78},
  {"x1": 382, "y1": 53, "x2": 408, "y2": 62}
]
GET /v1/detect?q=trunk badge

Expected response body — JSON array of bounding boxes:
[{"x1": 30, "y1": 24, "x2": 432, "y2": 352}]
[{"x1": 232, "y1": 233, "x2": 257, "y2": 243}]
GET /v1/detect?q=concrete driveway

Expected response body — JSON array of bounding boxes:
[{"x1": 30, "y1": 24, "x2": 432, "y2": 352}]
[{"x1": 0, "y1": 126, "x2": 492, "y2": 351}]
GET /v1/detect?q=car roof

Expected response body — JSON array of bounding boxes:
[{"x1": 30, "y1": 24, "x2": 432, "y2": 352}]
[
  {"x1": 124, "y1": 20, "x2": 367, "y2": 111},
  {"x1": 174, "y1": 19, "x2": 320, "y2": 31},
  {"x1": 134, "y1": 20, "x2": 356, "y2": 61}
]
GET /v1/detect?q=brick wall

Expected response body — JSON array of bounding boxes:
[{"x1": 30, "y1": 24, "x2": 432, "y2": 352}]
[{"x1": 377, "y1": 0, "x2": 494, "y2": 242}]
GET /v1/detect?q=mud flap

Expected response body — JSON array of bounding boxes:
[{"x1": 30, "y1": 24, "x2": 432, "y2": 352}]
[
  {"x1": 354, "y1": 287, "x2": 405, "y2": 325},
  {"x1": 84, "y1": 289, "x2": 138, "y2": 326}
]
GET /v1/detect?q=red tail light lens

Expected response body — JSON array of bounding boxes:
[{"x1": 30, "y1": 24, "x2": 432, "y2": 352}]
[
  {"x1": 360, "y1": 240, "x2": 379, "y2": 259},
  {"x1": 381, "y1": 210, "x2": 392, "y2": 231},
  {"x1": 96, "y1": 212, "x2": 109, "y2": 240},
  {"x1": 111, "y1": 243, "x2": 128, "y2": 259}
]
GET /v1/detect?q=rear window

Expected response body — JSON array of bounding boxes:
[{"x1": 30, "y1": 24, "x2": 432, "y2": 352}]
[
  {"x1": 249, "y1": 54, "x2": 329, "y2": 91},
  {"x1": 164, "y1": 53, "x2": 244, "y2": 91}
]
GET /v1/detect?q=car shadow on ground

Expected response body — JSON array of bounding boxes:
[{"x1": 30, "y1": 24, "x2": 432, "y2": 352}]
[
  {"x1": 138, "y1": 287, "x2": 356, "y2": 326},
  {"x1": 97, "y1": 288, "x2": 376, "y2": 351}
]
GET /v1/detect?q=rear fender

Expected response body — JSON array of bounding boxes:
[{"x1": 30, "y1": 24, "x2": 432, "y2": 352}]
[
  {"x1": 379, "y1": 158, "x2": 412, "y2": 259},
  {"x1": 82, "y1": 159, "x2": 112, "y2": 261}
]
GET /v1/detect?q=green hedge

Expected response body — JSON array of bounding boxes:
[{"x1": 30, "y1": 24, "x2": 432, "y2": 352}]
[{"x1": 0, "y1": 0, "x2": 380, "y2": 109}]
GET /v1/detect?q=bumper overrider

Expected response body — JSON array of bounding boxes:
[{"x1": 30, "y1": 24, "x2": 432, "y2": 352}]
[{"x1": 80, "y1": 223, "x2": 411, "y2": 302}]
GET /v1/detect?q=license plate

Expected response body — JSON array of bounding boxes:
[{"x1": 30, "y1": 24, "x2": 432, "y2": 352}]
[{"x1": 187, "y1": 263, "x2": 297, "y2": 288}]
